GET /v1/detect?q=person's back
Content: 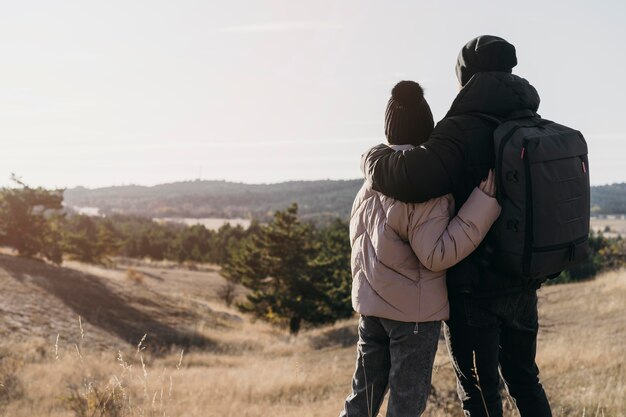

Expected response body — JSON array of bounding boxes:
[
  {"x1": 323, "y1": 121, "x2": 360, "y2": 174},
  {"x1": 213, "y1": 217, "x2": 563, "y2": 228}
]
[
  {"x1": 360, "y1": 36, "x2": 554, "y2": 417},
  {"x1": 439, "y1": 70, "x2": 540, "y2": 294},
  {"x1": 351, "y1": 175, "x2": 449, "y2": 324},
  {"x1": 340, "y1": 81, "x2": 500, "y2": 417}
]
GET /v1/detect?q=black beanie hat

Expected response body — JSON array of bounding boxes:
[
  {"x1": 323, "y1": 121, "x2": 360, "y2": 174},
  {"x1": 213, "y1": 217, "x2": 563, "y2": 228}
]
[
  {"x1": 455, "y1": 35, "x2": 518, "y2": 86},
  {"x1": 385, "y1": 81, "x2": 434, "y2": 146}
]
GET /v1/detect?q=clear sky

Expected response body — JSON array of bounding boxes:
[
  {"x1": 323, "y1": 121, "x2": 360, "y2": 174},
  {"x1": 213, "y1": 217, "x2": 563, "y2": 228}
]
[{"x1": 1, "y1": 0, "x2": 624, "y2": 188}]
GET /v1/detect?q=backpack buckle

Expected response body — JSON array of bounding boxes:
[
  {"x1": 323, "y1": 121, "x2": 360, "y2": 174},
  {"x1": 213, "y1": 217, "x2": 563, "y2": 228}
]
[
  {"x1": 505, "y1": 171, "x2": 519, "y2": 182},
  {"x1": 507, "y1": 219, "x2": 519, "y2": 232}
]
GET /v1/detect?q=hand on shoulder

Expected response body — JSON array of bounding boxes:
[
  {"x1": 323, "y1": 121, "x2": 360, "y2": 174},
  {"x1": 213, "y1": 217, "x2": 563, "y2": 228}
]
[{"x1": 478, "y1": 169, "x2": 496, "y2": 198}]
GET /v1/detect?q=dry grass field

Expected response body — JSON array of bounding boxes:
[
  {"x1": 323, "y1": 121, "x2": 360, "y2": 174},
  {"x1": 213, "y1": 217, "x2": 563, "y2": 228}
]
[
  {"x1": 0, "y1": 253, "x2": 624, "y2": 417},
  {"x1": 590, "y1": 217, "x2": 626, "y2": 238}
]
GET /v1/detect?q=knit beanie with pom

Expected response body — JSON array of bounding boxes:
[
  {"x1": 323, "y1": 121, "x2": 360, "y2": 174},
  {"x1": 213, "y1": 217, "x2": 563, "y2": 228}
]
[{"x1": 384, "y1": 81, "x2": 434, "y2": 146}]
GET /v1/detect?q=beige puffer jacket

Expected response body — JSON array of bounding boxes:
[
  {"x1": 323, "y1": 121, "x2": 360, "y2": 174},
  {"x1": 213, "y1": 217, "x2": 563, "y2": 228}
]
[{"x1": 350, "y1": 145, "x2": 501, "y2": 323}]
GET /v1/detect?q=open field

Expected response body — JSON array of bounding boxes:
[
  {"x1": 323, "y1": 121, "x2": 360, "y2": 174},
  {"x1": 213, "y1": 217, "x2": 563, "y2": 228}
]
[
  {"x1": 0, "y1": 254, "x2": 624, "y2": 417},
  {"x1": 591, "y1": 216, "x2": 626, "y2": 238},
  {"x1": 153, "y1": 217, "x2": 251, "y2": 231}
]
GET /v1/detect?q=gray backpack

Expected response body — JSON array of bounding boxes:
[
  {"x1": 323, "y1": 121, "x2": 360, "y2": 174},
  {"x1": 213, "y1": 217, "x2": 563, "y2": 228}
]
[{"x1": 477, "y1": 110, "x2": 590, "y2": 279}]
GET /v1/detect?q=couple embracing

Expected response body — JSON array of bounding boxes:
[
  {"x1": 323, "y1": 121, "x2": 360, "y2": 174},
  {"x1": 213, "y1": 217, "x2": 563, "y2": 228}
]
[{"x1": 340, "y1": 35, "x2": 570, "y2": 417}]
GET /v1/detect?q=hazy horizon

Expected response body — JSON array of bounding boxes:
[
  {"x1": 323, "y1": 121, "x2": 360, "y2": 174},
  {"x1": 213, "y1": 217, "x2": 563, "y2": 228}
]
[
  {"x1": 56, "y1": 176, "x2": 626, "y2": 192},
  {"x1": 2, "y1": 1, "x2": 625, "y2": 189},
  {"x1": 67, "y1": 176, "x2": 366, "y2": 190}
]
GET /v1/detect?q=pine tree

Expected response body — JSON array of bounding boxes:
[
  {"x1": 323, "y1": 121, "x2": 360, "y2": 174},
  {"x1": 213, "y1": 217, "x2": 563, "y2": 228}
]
[
  {"x1": 62, "y1": 215, "x2": 120, "y2": 264},
  {"x1": 223, "y1": 203, "x2": 350, "y2": 334},
  {"x1": 310, "y1": 218, "x2": 353, "y2": 321},
  {"x1": 169, "y1": 224, "x2": 213, "y2": 263},
  {"x1": 223, "y1": 203, "x2": 310, "y2": 334},
  {"x1": 63, "y1": 215, "x2": 100, "y2": 263},
  {"x1": 0, "y1": 175, "x2": 64, "y2": 263},
  {"x1": 96, "y1": 219, "x2": 121, "y2": 261}
]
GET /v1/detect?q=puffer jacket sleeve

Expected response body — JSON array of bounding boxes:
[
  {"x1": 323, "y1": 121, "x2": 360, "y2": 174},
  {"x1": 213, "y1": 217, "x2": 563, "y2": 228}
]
[{"x1": 408, "y1": 188, "x2": 501, "y2": 272}]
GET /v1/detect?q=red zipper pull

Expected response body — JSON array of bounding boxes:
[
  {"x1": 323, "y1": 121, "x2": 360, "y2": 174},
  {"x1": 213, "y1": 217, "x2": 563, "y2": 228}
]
[
  {"x1": 582, "y1": 161, "x2": 587, "y2": 173},
  {"x1": 520, "y1": 147, "x2": 525, "y2": 159}
]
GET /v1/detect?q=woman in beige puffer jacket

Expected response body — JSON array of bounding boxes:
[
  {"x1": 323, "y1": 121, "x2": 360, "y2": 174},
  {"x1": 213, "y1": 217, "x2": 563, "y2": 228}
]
[
  {"x1": 350, "y1": 148, "x2": 501, "y2": 325},
  {"x1": 340, "y1": 81, "x2": 500, "y2": 417}
]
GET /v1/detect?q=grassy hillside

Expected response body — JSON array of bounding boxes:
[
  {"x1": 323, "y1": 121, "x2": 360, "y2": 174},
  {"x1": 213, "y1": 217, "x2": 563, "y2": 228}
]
[
  {"x1": 0, "y1": 254, "x2": 623, "y2": 416},
  {"x1": 64, "y1": 180, "x2": 626, "y2": 221}
]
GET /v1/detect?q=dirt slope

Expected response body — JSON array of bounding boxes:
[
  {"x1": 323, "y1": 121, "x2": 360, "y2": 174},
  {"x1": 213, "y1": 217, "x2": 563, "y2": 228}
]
[{"x1": 0, "y1": 254, "x2": 241, "y2": 352}]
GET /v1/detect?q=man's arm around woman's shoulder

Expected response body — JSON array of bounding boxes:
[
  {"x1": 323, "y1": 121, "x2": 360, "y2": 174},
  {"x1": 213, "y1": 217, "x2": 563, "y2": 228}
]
[{"x1": 361, "y1": 122, "x2": 466, "y2": 203}]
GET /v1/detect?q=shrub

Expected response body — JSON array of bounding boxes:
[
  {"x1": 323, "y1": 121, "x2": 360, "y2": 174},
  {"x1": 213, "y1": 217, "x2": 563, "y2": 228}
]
[
  {"x1": 126, "y1": 268, "x2": 145, "y2": 285},
  {"x1": 0, "y1": 355, "x2": 24, "y2": 411}
]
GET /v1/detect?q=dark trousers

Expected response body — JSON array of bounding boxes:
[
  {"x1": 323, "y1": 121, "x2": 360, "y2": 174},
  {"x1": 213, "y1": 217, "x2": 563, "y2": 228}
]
[
  {"x1": 444, "y1": 289, "x2": 552, "y2": 417},
  {"x1": 340, "y1": 316, "x2": 441, "y2": 417}
]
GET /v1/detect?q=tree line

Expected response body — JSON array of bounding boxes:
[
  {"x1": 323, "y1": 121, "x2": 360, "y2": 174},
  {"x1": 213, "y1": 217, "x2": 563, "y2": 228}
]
[
  {"x1": 591, "y1": 183, "x2": 626, "y2": 214},
  {"x1": 0, "y1": 177, "x2": 624, "y2": 334}
]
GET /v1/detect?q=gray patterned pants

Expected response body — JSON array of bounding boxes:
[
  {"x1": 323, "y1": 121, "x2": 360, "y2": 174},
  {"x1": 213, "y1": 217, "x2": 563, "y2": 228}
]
[{"x1": 339, "y1": 315, "x2": 441, "y2": 417}]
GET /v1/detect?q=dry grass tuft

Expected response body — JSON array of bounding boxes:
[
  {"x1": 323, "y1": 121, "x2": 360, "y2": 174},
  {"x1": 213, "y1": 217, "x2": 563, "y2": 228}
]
[
  {"x1": 125, "y1": 268, "x2": 145, "y2": 285},
  {"x1": 0, "y1": 353, "x2": 24, "y2": 411},
  {"x1": 2, "y1": 333, "x2": 187, "y2": 417}
]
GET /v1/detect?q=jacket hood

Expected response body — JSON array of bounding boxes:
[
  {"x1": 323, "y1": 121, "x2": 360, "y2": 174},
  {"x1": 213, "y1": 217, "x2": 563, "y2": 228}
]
[{"x1": 446, "y1": 72, "x2": 540, "y2": 118}]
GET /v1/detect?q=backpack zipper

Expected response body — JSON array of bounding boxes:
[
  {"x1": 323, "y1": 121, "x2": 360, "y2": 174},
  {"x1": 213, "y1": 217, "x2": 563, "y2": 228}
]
[
  {"x1": 522, "y1": 139, "x2": 533, "y2": 276},
  {"x1": 496, "y1": 119, "x2": 551, "y2": 198},
  {"x1": 497, "y1": 125, "x2": 523, "y2": 196}
]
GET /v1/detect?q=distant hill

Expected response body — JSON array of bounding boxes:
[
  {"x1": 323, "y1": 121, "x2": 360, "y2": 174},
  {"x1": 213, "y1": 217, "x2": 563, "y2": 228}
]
[
  {"x1": 64, "y1": 180, "x2": 626, "y2": 221},
  {"x1": 64, "y1": 179, "x2": 364, "y2": 221}
]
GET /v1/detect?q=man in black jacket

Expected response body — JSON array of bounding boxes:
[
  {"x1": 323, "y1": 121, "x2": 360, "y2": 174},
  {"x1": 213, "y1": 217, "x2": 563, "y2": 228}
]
[{"x1": 361, "y1": 36, "x2": 552, "y2": 417}]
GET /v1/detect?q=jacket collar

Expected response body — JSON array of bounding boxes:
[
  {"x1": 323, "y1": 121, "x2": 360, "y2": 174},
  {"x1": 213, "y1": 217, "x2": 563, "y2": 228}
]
[
  {"x1": 389, "y1": 144, "x2": 415, "y2": 152},
  {"x1": 446, "y1": 72, "x2": 540, "y2": 118}
]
